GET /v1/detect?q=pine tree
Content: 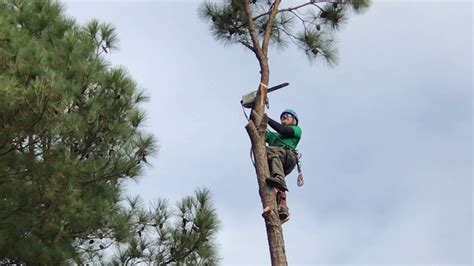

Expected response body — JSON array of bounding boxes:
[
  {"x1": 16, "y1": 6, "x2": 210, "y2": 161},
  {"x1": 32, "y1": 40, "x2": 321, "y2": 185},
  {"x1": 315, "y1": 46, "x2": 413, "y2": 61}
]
[
  {"x1": 199, "y1": 0, "x2": 370, "y2": 264},
  {"x1": 110, "y1": 189, "x2": 220, "y2": 265},
  {"x1": 0, "y1": 0, "x2": 154, "y2": 263},
  {"x1": 0, "y1": 0, "x2": 220, "y2": 264}
]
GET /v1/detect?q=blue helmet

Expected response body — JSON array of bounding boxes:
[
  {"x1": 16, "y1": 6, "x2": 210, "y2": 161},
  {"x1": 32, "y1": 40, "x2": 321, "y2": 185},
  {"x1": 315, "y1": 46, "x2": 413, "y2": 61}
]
[{"x1": 280, "y1": 109, "x2": 299, "y2": 125}]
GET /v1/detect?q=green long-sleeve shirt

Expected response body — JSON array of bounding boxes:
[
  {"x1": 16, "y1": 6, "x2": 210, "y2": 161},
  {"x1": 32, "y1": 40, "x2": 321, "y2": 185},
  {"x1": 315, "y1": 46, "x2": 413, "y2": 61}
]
[{"x1": 265, "y1": 125, "x2": 302, "y2": 150}]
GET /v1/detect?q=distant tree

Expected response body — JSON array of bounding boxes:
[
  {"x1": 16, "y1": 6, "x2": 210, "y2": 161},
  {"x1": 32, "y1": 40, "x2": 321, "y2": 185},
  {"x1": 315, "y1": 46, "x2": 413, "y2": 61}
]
[
  {"x1": 199, "y1": 0, "x2": 370, "y2": 264},
  {"x1": 109, "y1": 189, "x2": 220, "y2": 265},
  {"x1": 0, "y1": 0, "x2": 219, "y2": 264}
]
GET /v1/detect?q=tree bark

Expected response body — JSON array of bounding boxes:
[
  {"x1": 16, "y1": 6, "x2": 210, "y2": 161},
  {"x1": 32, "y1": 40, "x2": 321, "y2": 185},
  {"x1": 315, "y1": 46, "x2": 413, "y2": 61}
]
[{"x1": 243, "y1": 1, "x2": 287, "y2": 265}]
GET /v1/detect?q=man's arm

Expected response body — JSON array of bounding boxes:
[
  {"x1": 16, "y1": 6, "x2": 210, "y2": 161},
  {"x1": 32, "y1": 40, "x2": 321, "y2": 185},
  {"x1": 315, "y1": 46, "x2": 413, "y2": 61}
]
[{"x1": 267, "y1": 117, "x2": 295, "y2": 137}]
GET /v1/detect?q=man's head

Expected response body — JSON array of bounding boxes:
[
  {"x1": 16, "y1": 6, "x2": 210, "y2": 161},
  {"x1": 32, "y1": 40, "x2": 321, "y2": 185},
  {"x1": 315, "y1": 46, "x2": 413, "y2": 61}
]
[{"x1": 280, "y1": 109, "x2": 298, "y2": 126}]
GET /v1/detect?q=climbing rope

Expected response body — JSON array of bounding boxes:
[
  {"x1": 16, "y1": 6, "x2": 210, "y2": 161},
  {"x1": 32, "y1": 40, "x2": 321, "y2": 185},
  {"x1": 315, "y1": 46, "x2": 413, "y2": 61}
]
[{"x1": 241, "y1": 102, "x2": 250, "y2": 121}]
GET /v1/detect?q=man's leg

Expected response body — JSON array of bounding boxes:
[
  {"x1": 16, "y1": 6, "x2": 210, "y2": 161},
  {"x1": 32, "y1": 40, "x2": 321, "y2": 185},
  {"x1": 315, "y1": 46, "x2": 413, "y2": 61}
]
[
  {"x1": 266, "y1": 146, "x2": 288, "y2": 191},
  {"x1": 277, "y1": 191, "x2": 290, "y2": 223}
]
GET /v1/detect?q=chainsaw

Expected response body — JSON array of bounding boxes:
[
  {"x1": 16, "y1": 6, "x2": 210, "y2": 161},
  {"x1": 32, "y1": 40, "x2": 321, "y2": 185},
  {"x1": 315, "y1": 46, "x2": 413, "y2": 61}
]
[{"x1": 240, "y1": 82, "x2": 289, "y2": 109}]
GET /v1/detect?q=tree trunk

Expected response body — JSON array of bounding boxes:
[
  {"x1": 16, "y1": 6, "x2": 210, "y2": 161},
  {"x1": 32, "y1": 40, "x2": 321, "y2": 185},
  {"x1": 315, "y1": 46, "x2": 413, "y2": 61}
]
[
  {"x1": 245, "y1": 64, "x2": 287, "y2": 266},
  {"x1": 242, "y1": 1, "x2": 287, "y2": 264}
]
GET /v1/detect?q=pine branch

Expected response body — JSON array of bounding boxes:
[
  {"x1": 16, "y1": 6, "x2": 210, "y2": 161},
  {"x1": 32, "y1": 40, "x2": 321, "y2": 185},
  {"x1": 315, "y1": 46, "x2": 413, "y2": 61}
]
[
  {"x1": 0, "y1": 98, "x2": 50, "y2": 156},
  {"x1": 275, "y1": 25, "x2": 301, "y2": 47},
  {"x1": 289, "y1": 10, "x2": 318, "y2": 28},
  {"x1": 77, "y1": 162, "x2": 134, "y2": 185},
  {"x1": 0, "y1": 169, "x2": 30, "y2": 180},
  {"x1": 252, "y1": 0, "x2": 334, "y2": 22},
  {"x1": 239, "y1": 40, "x2": 256, "y2": 53},
  {"x1": 161, "y1": 231, "x2": 207, "y2": 265}
]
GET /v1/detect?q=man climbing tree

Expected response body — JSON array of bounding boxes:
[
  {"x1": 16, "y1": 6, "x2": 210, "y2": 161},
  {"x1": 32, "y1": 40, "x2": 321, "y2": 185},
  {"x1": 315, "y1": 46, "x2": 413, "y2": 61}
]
[
  {"x1": 199, "y1": 0, "x2": 370, "y2": 264},
  {"x1": 265, "y1": 109, "x2": 302, "y2": 224}
]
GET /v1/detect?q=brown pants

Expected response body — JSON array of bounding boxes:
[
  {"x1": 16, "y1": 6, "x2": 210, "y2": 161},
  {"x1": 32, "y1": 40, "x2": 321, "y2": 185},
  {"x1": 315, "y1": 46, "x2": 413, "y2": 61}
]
[
  {"x1": 267, "y1": 146, "x2": 295, "y2": 219},
  {"x1": 266, "y1": 146, "x2": 297, "y2": 179}
]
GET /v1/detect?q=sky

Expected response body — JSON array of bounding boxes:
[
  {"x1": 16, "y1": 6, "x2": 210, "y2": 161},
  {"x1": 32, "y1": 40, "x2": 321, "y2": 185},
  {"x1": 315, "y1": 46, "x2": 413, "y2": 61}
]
[{"x1": 64, "y1": 1, "x2": 472, "y2": 265}]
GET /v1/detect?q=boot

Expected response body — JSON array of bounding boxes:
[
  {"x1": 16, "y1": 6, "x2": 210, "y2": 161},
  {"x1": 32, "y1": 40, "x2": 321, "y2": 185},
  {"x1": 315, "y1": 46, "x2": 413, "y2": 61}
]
[
  {"x1": 265, "y1": 175, "x2": 288, "y2": 192},
  {"x1": 279, "y1": 205, "x2": 290, "y2": 224}
]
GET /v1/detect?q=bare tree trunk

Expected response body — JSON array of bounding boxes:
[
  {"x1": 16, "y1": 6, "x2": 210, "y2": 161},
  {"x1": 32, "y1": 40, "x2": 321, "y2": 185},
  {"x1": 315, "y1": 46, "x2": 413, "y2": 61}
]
[
  {"x1": 245, "y1": 77, "x2": 288, "y2": 266},
  {"x1": 243, "y1": 1, "x2": 287, "y2": 264}
]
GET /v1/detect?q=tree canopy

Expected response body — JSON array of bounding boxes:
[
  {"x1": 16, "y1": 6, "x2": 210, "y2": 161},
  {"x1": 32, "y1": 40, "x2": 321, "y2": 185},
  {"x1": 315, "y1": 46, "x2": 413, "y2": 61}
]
[
  {"x1": 200, "y1": 0, "x2": 370, "y2": 65},
  {"x1": 0, "y1": 0, "x2": 219, "y2": 264}
]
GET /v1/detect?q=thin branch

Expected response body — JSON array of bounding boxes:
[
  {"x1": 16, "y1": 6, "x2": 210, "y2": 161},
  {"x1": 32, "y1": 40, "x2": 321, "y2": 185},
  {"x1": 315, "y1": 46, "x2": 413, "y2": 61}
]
[
  {"x1": 239, "y1": 40, "x2": 256, "y2": 53},
  {"x1": 0, "y1": 169, "x2": 29, "y2": 179},
  {"x1": 289, "y1": 10, "x2": 319, "y2": 28},
  {"x1": 0, "y1": 205, "x2": 29, "y2": 220},
  {"x1": 161, "y1": 231, "x2": 207, "y2": 265},
  {"x1": 0, "y1": 146, "x2": 15, "y2": 157},
  {"x1": 262, "y1": 0, "x2": 282, "y2": 57},
  {"x1": 252, "y1": 0, "x2": 333, "y2": 22},
  {"x1": 244, "y1": 0, "x2": 264, "y2": 62},
  {"x1": 312, "y1": 2, "x2": 325, "y2": 12},
  {"x1": 276, "y1": 25, "x2": 301, "y2": 47},
  {"x1": 0, "y1": 97, "x2": 50, "y2": 157},
  {"x1": 77, "y1": 168, "x2": 121, "y2": 185}
]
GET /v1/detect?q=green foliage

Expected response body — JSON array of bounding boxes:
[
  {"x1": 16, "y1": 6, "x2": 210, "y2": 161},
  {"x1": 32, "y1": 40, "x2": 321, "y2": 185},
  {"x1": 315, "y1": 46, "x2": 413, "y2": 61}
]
[
  {"x1": 0, "y1": 0, "x2": 159, "y2": 263},
  {"x1": 296, "y1": 29, "x2": 338, "y2": 65},
  {"x1": 0, "y1": 1, "x2": 221, "y2": 264},
  {"x1": 199, "y1": 0, "x2": 371, "y2": 65},
  {"x1": 110, "y1": 189, "x2": 220, "y2": 265},
  {"x1": 198, "y1": 0, "x2": 249, "y2": 46},
  {"x1": 351, "y1": 0, "x2": 371, "y2": 14}
]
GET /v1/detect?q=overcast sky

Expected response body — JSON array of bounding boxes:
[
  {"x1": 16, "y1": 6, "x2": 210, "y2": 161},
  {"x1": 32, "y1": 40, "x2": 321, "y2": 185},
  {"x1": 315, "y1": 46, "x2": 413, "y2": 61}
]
[{"x1": 65, "y1": 1, "x2": 472, "y2": 265}]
